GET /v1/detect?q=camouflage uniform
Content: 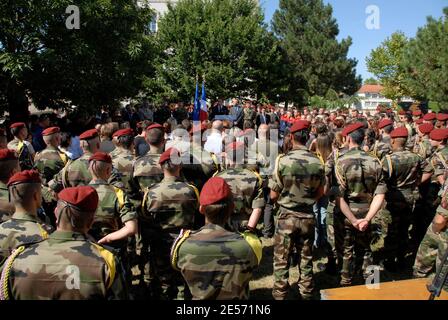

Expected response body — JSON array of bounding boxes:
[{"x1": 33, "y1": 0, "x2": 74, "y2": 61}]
[
  {"x1": 111, "y1": 147, "x2": 134, "y2": 193},
  {"x1": 141, "y1": 176, "x2": 199, "y2": 299},
  {"x1": 413, "y1": 137, "x2": 434, "y2": 161},
  {"x1": 182, "y1": 144, "x2": 220, "y2": 192},
  {"x1": 382, "y1": 149, "x2": 423, "y2": 264},
  {"x1": 334, "y1": 147, "x2": 387, "y2": 286},
  {"x1": 0, "y1": 212, "x2": 51, "y2": 264},
  {"x1": 0, "y1": 182, "x2": 11, "y2": 222},
  {"x1": 33, "y1": 146, "x2": 67, "y2": 185},
  {"x1": 0, "y1": 231, "x2": 128, "y2": 300},
  {"x1": 371, "y1": 136, "x2": 392, "y2": 161},
  {"x1": 171, "y1": 224, "x2": 261, "y2": 300},
  {"x1": 269, "y1": 146, "x2": 325, "y2": 299},
  {"x1": 7, "y1": 138, "x2": 34, "y2": 170},
  {"x1": 216, "y1": 168, "x2": 265, "y2": 232},
  {"x1": 243, "y1": 107, "x2": 256, "y2": 129}
]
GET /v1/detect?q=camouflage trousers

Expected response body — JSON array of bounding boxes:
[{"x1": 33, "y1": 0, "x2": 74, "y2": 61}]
[
  {"x1": 326, "y1": 202, "x2": 338, "y2": 263},
  {"x1": 436, "y1": 231, "x2": 448, "y2": 292},
  {"x1": 272, "y1": 212, "x2": 315, "y2": 300},
  {"x1": 141, "y1": 229, "x2": 186, "y2": 300},
  {"x1": 413, "y1": 224, "x2": 442, "y2": 278},
  {"x1": 334, "y1": 211, "x2": 373, "y2": 286}
]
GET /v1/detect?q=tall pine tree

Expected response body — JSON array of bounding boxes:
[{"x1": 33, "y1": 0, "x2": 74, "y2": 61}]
[{"x1": 272, "y1": 0, "x2": 361, "y2": 105}]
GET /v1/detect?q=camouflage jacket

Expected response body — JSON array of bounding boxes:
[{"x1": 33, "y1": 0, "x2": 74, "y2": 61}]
[
  {"x1": 111, "y1": 148, "x2": 134, "y2": 192},
  {"x1": 382, "y1": 149, "x2": 423, "y2": 202},
  {"x1": 171, "y1": 224, "x2": 261, "y2": 300},
  {"x1": 88, "y1": 180, "x2": 137, "y2": 241},
  {"x1": 7, "y1": 138, "x2": 34, "y2": 170},
  {"x1": 0, "y1": 212, "x2": 51, "y2": 264},
  {"x1": 371, "y1": 136, "x2": 392, "y2": 160},
  {"x1": 216, "y1": 167, "x2": 265, "y2": 220},
  {"x1": 249, "y1": 139, "x2": 281, "y2": 178},
  {"x1": 413, "y1": 137, "x2": 434, "y2": 161},
  {"x1": 49, "y1": 151, "x2": 123, "y2": 193},
  {"x1": 335, "y1": 147, "x2": 387, "y2": 210},
  {"x1": 0, "y1": 181, "x2": 11, "y2": 223},
  {"x1": 325, "y1": 147, "x2": 349, "y2": 197},
  {"x1": 141, "y1": 176, "x2": 199, "y2": 233},
  {"x1": 269, "y1": 146, "x2": 325, "y2": 217},
  {"x1": 424, "y1": 145, "x2": 448, "y2": 178},
  {"x1": 34, "y1": 146, "x2": 67, "y2": 185},
  {"x1": 128, "y1": 148, "x2": 164, "y2": 203},
  {"x1": 181, "y1": 144, "x2": 220, "y2": 191},
  {"x1": 243, "y1": 108, "x2": 256, "y2": 122},
  {"x1": 0, "y1": 231, "x2": 128, "y2": 300}
]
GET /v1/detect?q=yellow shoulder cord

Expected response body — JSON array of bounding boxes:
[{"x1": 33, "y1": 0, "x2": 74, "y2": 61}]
[
  {"x1": 241, "y1": 231, "x2": 262, "y2": 264},
  {"x1": 58, "y1": 151, "x2": 68, "y2": 166},
  {"x1": 250, "y1": 169, "x2": 264, "y2": 189},
  {"x1": 37, "y1": 224, "x2": 49, "y2": 239},
  {"x1": 0, "y1": 246, "x2": 25, "y2": 300},
  {"x1": 273, "y1": 154, "x2": 285, "y2": 190},
  {"x1": 385, "y1": 155, "x2": 393, "y2": 179},
  {"x1": 316, "y1": 151, "x2": 325, "y2": 166},
  {"x1": 334, "y1": 160, "x2": 347, "y2": 191},
  {"x1": 209, "y1": 152, "x2": 220, "y2": 174},
  {"x1": 17, "y1": 141, "x2": 24, "y2": 158},
  {"x1": 92, "y1": 244, "x2": 116, "y2": 290},
  {"x1": 113, "y1": 187, "x2": 125, "y2": 210},
  {"x1": 186, "y1": 183, "x2": 200, "y2": 203},
  {"x1": 170, "y1": 229, "x2": 191, "y2": 271},
  {"x1": 141, "y1": 187, "x2": 150, "y2": 216}
]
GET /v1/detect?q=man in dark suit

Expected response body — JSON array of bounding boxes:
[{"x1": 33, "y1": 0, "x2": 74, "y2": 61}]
[
  {"x1": 229, "y1": 98, "x2": 244, "y2": 129},
  {"x1": 209, "y1": 99, "x2": 229, "y2": 120},
  {"x1": 256, "y1": 107, "x2": 271, "y2": 128}
]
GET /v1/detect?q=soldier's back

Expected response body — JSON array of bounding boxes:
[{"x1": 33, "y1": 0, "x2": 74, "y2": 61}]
[
  {"x1": 34, "y1": 147, "x2": 66, "y2": 184},
  {"x1": 174, "y1": 224, "x2": 260, "y2": 300},
  {"x1": 1, "y1": 231, "x2": 125, "y2": 300},
  {"x1": 0, "y1": 182, "x2": 11, "y2": 222},
  {"x1": 131, "y1": 152, "x2": 163, "y2": 191},
  {"x1": 384, "y1": 150, "x2": 422, "y2": 192},
  {"x1": 66, "y1": 154, "x2": 92, "y2": 187},
  {"x1": 111, "y1": 148, "x2": 134, "y2": 191}
]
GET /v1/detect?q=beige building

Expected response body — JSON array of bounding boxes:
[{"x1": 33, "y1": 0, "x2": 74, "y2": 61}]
[{"x1": 353, "y1": 84, "x2": 414, "y2": 112}]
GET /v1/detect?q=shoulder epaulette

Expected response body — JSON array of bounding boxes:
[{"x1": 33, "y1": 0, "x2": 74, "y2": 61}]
[
  {"x1": 0, "y1": 246, "x2": 25, "y2": 300},
  {"x1": 170, "y1": 229, "x2": 191, "y2": 271}
]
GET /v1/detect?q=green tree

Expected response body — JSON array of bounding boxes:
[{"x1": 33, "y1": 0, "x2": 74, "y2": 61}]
[
  {"x1": 402, "y1": 8, "x2": 448, "y2": 108},
  {"x1": 272, "y1": 0, "x2": 361, "y2": 105},
  {"x1": 0, "y1": 0, "x2": 157, "y2": 121},
  {"x1": 364, "y1": 77, "x2": 379, "y2": 85},
  {"x1": 366, "y1": 31, "x2": 410, "y2": 102},
  {"x1": 152, "y1": 0, "x2": 285, "y2": 102}
]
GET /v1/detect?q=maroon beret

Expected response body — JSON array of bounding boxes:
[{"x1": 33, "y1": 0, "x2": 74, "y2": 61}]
[
  {"x1": 159, "y1": 148, "x2": 180, "y2": 165},
  {"x1": 398, "y1": 110, "x2": 407, "y2": 115},
  {"x1": 437, "y1": 113, "x2": 448, "y2": 122},
  {"x1": 200, "y1": 177, "x2": 232, "y2": 206},
  {"x1": 112, "y1": 128, "x2": 134, "y2": 138},
  {"x1": 0, "y1": 149, "x2": 18, "y2": 161},
  {"x1": 146, "y1": 123, "x2": 163, "y2": 131},
  {"x1": 415, "y1": 119, "x2": 424, "y2": 125},
  {"x1": 418, "y1": 123, "x2": 434, "y2": 134},
  {"x1": 390, "y1": 127, "x2": 409, "y2": 138},
  {"x1": 58, "y1": 186, "x2": 99, "y2": 212},
  {"x1": 79, "y1": 129, "x2": 99, "y2": 140},
  {"x1": 89, "y1": 151, "x2": 112, "y2": 164},
  {"x1": 290, "y1": 120, "x2": 310, "y2": 134},
  {"x1": 423, "y1": 113, "x2": 436, "y2": 121},
  {"x1": 42, "y1": 127, "x2": 60, "y2": 136},
  {"x1": 10, "y1": 122, "x2": 26, "y2": 129},
  {"x1": 342, "y1": 122, "x2": 364, "y2": 137},
  {"x1": 378, "y1": 119, "x2": 393, "y2": 129},
  {"x1": 412, "y1": 110, "x2": 422, "y2": 117},
  {"x1": 7, "y1": 170, "x2": 41, "y2": 187},
  {"x1": 430, "y1": 128, "x2": 448, "y2": 141}
]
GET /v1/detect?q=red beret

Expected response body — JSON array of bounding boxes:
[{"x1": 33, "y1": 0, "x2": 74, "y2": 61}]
[
  {"x1": 58, "y1": 186, "x2": 99, "y2": 212},
  {"x1": 415, "y1": 118, "x2": 424, "y2": 125},
  {"x1": 290, "y1": 120, "x2": 310, "y2": 134},
  {"x1": 412, "y1": 110, "x2": 422, "y2": 117},
  {"x1": 226, "y1": 141, "x2": 245, "y2": 152},
  {"x1": 430, "y1": 128, "x2": 448, "y2": 141},
  {"x1": 10, "y1": 122, "x2": 26, "y2": 129},
  {"x1": 7, "y1": 170, "x2": 41, "y2": 187},
  {"x1": 390, "y1": 127, "x2": 409, "y2": 138},
  {"x1": 159, "y1": 148, "x2": 180, "y2": 165},
  {"x1": 378, "y1": 119, "x2": 393, "y2": 129},
  {"x1": 79, "y1": 129, "x2": 98, "y2": 140},
  {"x1": 112, "y1": 128, "x2": 134, "y2": 138},
  {"x1": 418, "y1": 123, "x2": 434, "y2": 134},
  {"x1": 199, "y1": 177, "x2": 232, "y2": 206},
  {"x1": 423, "y1": 113, "x2": 436, "y2": 121},
  {"x1": 386, "y1": 108, "x2": 392, "y2": 113},
  {"x1": 437, "y1": 113, "x2": 448, "y2": 122},
  {"x1": 146, "y1": 123, "x2": 163, "y2": 131},
  {"x1": 89, "y1": 152, "x2": 112, "y2": 164},
  {"x1": 342, "y1": 122, "x2": 364, "y2": 137},
  {"x1": 42, "y1": 127, "x2": 60, "y2": 136},
  {"x1": 0, "y1": 149, "x2": 18, "y2": 161},
  {"x1": 398, "y1": 110, "x2": 407, "y2": 115}
]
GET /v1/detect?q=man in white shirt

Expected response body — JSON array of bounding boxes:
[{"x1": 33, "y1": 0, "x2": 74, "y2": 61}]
[{"x1": 204, "y1": 120, "x2": 224, "y2": 156}]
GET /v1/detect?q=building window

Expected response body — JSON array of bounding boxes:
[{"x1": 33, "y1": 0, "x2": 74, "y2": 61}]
[{"x1": 149, "y1": 14, "x2": 158, "y2": 33}]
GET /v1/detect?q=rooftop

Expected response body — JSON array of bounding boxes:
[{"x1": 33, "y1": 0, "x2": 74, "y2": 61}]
[{"x1": 357, "y1": 84, "x2": 384, "y2": 94}]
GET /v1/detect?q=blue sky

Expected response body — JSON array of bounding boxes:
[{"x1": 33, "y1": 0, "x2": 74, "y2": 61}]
[{"x1": 261, "y1": 0, "x2": 447, "y2": 81}]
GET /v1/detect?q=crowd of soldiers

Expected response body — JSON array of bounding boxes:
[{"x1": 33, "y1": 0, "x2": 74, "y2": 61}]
[{"x1": 0, "y1": 99, "x2": 447, "y2": 300}]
